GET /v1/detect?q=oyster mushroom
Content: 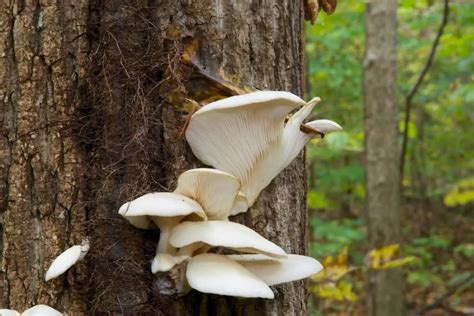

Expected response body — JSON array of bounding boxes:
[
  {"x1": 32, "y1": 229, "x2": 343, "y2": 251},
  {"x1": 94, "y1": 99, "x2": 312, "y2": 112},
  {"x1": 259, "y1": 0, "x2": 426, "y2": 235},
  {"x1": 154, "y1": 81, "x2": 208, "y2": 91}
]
[
  {"x1": 185, "y1": 91, "x2": 342, "y2": 213},
  {"x1": 22, "y1": 305, "x2": 62, "y2": 316},
  {"x1": 118, "y1": 192, "x2": 206, "y2": 272},
  {"x1": 169, "y1": 220, "x2": 286, "y2": 259},
  {"x1": 228, "y1": 254, "x2": 323, "y2": 286},
  {"x1": 186, "y1": 253, "x2": 274, "y2": 298},
  {"x1": 0, "y1": 310, "x2": 20, "y2": 316},
  {"x1": 45, "y1": 239, "x2": 89, "y2": 281},
  {"x1": 174, "y1": 168, "x2": 240, "y2": 220}
]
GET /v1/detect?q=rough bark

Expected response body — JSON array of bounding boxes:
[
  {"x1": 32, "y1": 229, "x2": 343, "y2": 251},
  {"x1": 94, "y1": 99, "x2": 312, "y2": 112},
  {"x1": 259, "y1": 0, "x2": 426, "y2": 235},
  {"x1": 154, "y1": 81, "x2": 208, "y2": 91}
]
[
  {"x1": 363, "y1": 1, "x2": 404, "y2": 316},
  {"x1": 1, "y1": 0, "x2": 308, "y2": 314},
  {"x1": 0, "y1": 0, "x2": 90, "y2": 312},
  {"x1": 84, "y1": 1, "x2": 308, "y2": 315}
]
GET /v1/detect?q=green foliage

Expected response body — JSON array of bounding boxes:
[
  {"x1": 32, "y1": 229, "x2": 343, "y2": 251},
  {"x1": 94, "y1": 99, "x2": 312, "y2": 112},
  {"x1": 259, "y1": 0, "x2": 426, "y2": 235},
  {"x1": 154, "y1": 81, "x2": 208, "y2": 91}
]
[
  {"x1": 307, "y1": 0, "x2": 474, "y2": 206},
  {"x1": 307, "y1": 191, "x2": 334, "y2": 210},
  {"x1": 310, "y1": 218, "x2": 365, "y2": 260},
  {"x1": 306, "y1": 1, "x2": 474, "y2": 314},
  {"x1": 454, "y1": 243, "x2": 474, "y2": 258},
  {"x1": 407, "y1": 270, "x2": 442, "y2": 287}
]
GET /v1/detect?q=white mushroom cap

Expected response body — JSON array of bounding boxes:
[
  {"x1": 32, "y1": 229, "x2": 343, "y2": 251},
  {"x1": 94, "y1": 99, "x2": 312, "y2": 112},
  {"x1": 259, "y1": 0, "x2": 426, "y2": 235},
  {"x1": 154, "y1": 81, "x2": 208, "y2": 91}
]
[
  {"x1": 0, "y1": 309, "x2": 20, "y2": 316},
  {"x1": 21, "y1": 305, "x2": 62, "y2": 316},
  {"x1": 304, "y1": 119, "x2": 343, "y2": 135},
  {"x1": 230, "y1": 254, "x2": 323, "y2": 286},
  {"x1": 45, "y1": 239, "x2": 89, "y2": 281},
  {"x1": 169, "y1": 221, "x2": 286, "y2": 259},
  {"x1": 185, "y1": 91, "x2": 304, "y2": 209},
  {"x1": 118, "y1": 192, "x2": 207, "y2": 228},
  {"x1": 186, "y1": 91, "x2": 341, "y2": 212},
  {"x1": 119, "y1": 192, "x2": 207, "y2": 272},
  {"x1": 174, "y1": 168, "x2": 240, "y2": 220},
  {"x1": 186, "y1": 253, "x2": 274, "y2": 298},
  {"x1": 226, "y1": 253, "x2": 281, "y2": 262}
]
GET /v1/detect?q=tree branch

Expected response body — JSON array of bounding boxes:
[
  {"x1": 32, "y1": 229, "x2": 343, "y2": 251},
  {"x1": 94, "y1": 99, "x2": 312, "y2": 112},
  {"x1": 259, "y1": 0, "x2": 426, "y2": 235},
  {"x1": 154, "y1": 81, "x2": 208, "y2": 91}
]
[{"x1": 399, "y1": 0, "x2": 450, "y2": 181}]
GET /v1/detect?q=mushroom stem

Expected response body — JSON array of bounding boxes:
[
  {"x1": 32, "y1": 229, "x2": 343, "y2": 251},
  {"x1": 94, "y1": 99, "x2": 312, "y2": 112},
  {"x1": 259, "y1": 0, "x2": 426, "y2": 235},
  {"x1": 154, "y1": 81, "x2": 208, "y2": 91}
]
[
  {"x1": 156, "y1": 229, "x2": 174, "y2": 254},
  {"x1": 153, "y1": 217, "x2": 182, "y2": 255}
]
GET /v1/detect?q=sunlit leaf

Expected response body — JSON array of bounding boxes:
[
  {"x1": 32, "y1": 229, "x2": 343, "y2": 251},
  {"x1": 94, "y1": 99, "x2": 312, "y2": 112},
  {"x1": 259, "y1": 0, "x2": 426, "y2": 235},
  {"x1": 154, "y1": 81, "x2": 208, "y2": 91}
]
[{"x1": 367, "y1": 244, "x2": 416, "y2": 270}]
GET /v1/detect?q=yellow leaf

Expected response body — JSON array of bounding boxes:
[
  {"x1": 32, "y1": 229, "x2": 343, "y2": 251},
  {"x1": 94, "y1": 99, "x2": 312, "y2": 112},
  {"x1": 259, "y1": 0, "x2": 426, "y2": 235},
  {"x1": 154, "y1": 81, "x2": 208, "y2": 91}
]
[
  {"x1": 336, "y1": 246, "x2": 349, "y2": 265},
  {"x1": 444, "y1": 178, "x2": 474, "y2": 207},
  {"x1": 312, "y1": 247, "x2": 357, "y2": 282},
  {"x1": 367, "y1": 244, "x2": 415, "y2": 269},
  {"x1": 311, "y1": 280, "x2": 358, "y2": 302},
  {"x1": 373, "y1": 256, "x2": 416, "y2": 270}
]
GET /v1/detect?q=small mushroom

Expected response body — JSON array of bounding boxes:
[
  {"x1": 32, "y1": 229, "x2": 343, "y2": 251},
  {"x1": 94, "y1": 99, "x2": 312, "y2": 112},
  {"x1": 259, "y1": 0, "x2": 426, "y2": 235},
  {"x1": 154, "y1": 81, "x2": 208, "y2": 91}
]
[
  {"x1": 21, "y1": 305, "x2": 62, "y2": 316},
  {"x1": 186, "y1": 91, "x2": 342, "y2": 213},
  {"x1": 186, "y1": 253, "x2": 274, "y2": 298},
  {"x1": 0, "y1": 310, "x2": 20, "y2": 316},
  {"x1": 304, "y1": 119, "x2": 343, "y2": 135},
  {"x1": 229, "y1": 254, "x2": 323, "y2": 286},
  {"x1": 45, "y1": 239, "x2": 89, "y2": 281},
  {"x1": 118, "y1": 192, "x2": 207, "y2": 272},
  {"x1": 173, "y1": 168, "x2": 240, "y2": 220},
  {"x1": 119, "y1": 192, "x2": 206, "y2": 253},
  {"x1": 169, "y1": 221, "x2": 286, "y2": 259}
]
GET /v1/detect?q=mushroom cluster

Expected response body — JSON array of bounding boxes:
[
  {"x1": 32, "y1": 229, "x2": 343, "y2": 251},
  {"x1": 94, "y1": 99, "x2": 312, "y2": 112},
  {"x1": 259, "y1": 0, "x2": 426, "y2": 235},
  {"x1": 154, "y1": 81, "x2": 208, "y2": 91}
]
[{"x1": 119, "y1": 91, "x2": 342, "y2": 298}]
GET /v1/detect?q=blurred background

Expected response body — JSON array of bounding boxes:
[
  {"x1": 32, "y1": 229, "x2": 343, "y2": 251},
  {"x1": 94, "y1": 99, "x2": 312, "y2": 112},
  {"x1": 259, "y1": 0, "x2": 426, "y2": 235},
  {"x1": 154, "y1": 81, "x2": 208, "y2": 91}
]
[{"x1": 305, "y1": 1, "x2": 473, "y2": 315}]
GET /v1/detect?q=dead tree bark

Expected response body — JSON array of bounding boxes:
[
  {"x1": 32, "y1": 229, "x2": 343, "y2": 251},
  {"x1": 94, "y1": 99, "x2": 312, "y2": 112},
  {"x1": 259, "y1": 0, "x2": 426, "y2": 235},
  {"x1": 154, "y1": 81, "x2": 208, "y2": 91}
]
[
  {"x1": 2, "y1": 0, "x2": 309, "y2": 314},
  {"x1": 363, "y1": 1, "x2": 404, "y2": 316}
]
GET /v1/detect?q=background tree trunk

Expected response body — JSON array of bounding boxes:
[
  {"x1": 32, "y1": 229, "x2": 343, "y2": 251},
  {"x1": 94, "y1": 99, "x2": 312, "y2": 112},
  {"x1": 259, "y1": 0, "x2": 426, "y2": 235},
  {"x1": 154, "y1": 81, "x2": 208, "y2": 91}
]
[
  {"x1": 1, "y1": 0, "x2": 309, "y2": 314},
  {"x1": 363, "y1": 1, "x2": 404, "y2": 316}
]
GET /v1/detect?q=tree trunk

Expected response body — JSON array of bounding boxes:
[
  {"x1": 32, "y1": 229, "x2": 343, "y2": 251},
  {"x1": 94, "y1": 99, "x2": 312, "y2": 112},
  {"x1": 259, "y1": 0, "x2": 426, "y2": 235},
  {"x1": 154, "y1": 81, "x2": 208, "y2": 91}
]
[
  {"x1": 0, "y1": 0, "x2": 89, "y2": 312},
  {"x1": 1, "y1": 0, "x2": 308, "y2": 314},
  {"x1": 363, "y1": 1, "x2": 404, "y2": 316}
]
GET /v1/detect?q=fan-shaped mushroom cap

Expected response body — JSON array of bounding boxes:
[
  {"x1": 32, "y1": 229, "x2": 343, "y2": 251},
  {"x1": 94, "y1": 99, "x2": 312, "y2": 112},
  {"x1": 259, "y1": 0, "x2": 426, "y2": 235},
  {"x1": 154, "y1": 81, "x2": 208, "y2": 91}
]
[
  {"x1": 186, "y1": 91, "x2": 341, "y2": 212},
  {"x1": 229, "y1": 254, "x2": 323, "y2": 286},
  {"x1": 169, "y1": 221, "x2": 286, "y2": 259},
  {"x1": 119, "y1": 192, "x2": 207, "y2": 272},
  {"x1": 0, "y1": 309, "x2": 20, "y2": 316},
  {"x1": 174, "y1": 168, "x2": 240, "y2": 220},
  {"x1": 118, "y1": 192, "x2": 207, "y2": 229},
  {"x1": 21, "y1": 305, "x2": 62, "y2": 316},
  {"x1": 304, "y1": 119, "x2": 343, "y2": 135},
  {"x1": 186, "y1": 253, "x2": 274, "y2": 298},
  {"x1": 45, "y1": 240, "x2": 89, "y2": 281}
]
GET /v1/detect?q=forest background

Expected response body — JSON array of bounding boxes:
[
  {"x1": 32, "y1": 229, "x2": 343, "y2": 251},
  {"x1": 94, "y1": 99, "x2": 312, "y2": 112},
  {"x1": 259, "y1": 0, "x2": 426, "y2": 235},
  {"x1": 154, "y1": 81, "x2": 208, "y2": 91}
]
[{"x1": 306, "y1": 1, "x2": 473, "y2": 315}]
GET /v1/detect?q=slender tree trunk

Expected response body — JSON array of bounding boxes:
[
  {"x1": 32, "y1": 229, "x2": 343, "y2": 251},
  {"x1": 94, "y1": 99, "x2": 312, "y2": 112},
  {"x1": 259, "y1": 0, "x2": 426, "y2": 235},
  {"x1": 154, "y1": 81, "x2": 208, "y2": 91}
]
[
  {"x1": 2, "y1": 0, "x2": 309, "y2": 314},
  {"x1": 363, "y1": 1, "x2": 404, "y2": 316}
]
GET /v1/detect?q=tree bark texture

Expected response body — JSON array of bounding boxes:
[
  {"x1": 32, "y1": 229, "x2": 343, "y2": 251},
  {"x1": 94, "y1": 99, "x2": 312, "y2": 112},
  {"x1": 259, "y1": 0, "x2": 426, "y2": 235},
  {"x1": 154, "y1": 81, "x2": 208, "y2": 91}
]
[
  {"x1": 0, "y1": 0, "x2": 89, "y2": 313},
  {"x1": 363, "y1": 1, "x2": 404, "y2": 316},
  {"x1": 1, "y1": 0, "x2": 308, "y2": 315}
]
